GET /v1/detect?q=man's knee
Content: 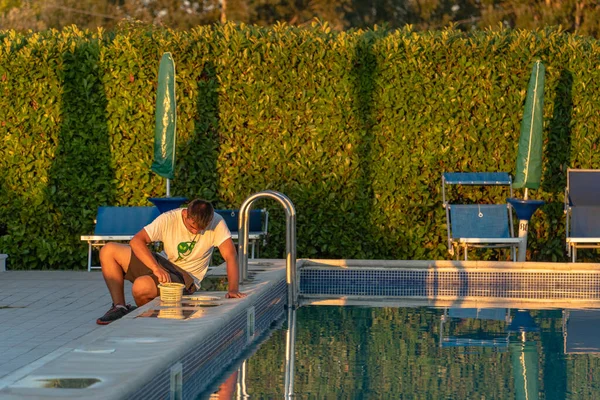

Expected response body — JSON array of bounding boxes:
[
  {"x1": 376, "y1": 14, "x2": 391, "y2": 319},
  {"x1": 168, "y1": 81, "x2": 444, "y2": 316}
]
[
  {"x1": 132, "y1": 276, "x2": 158, "y2": 305},
  {"x1": 99, "y1": 242, "x2": 119, "y2": 261},
  {"x1": 100, "y1": 243, "x2": 130, "y2": 270}
]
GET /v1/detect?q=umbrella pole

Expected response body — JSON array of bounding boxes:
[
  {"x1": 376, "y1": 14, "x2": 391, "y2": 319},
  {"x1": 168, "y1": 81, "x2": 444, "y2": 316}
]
[
  {"x1": 508, "y1": 192, "x2": 543, "y2": 262},
  {"x1": 517, "y1": 220, "x2": 529, "y2": 262},
  {"x1": 517, "y1": 189, "x2": 529, "y2": 261},
  {"x1": 166, "y1": 179, "x2": 171, "y2": 198}
]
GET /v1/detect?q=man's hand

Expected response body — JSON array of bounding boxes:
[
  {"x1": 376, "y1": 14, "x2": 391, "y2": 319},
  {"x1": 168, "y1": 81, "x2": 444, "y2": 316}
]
[
  {"x1": 152, "y1": 266, "x2": 171, "y2": 284},
  {"x1": 131, "y1": 230, "x2": 171, "y2": 284},
  {"x1": 226, "y1": 291, "x2": 247, "y2": 299}
]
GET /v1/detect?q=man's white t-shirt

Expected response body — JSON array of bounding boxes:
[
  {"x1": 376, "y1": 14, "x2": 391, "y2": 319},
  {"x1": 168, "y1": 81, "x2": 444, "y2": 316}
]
[{"x1": 143, "y1": 209, "x2": 231, "y2": 287}]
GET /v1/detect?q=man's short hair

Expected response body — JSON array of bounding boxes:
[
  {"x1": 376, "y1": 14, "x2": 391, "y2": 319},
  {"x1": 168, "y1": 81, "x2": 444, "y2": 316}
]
[{"x1": 187, "y1": 199, "x2": 214, "y2": 229}]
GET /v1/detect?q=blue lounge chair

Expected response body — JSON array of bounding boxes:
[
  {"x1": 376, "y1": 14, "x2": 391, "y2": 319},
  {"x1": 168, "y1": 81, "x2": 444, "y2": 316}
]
[
  {"x1": 81, "y1": 206, "x2": 160, "y2": 271},
  {"x1": 564, "y1": 169, "x2": 600, "y2": 262},
  {"x1": 442, "y1": 172, "x2": 520, "y2": 261},
  {"x1": 215, "y1": 209, "x2": 269, "y2": 259},
  {"x1": 81, "y1": 207, "x2": 270, "y2": 271}
]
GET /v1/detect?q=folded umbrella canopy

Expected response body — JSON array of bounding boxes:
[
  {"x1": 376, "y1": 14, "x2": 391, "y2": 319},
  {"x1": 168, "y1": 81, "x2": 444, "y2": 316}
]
[
  {"x1": 148, "y1": 53, "x2": 187, "y2": 213},
  {"x1": 151, "y1": 52, "x2": 177, "y2": 196},
  {"x1": 508, "y1": 60, "x2": 546, "y2": 261},
  {"x1": 513, "y1": 60, "x2": 545, "y2": 196}
]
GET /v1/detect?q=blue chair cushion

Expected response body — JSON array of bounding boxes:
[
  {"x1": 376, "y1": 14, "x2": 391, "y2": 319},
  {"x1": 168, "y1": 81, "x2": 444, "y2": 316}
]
[
  {"x1": 450, "y1": 204, "x2": 511, "y2": 239},
  {"x1": 571, "y1": 206, "x2": 600, "y2": 238},
  {"x1": 568, "y1": 170, "x2": 600, "y2": 206},
  {"x1": 94, "y1": 207, "x2": 160, "y2": 236},
  {"x1": 215, "y1": 209, "x2": 263, "y2": 233}
]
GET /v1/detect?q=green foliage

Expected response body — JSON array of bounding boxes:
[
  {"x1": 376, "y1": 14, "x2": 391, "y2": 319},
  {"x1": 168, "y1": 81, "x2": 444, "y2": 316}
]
[
  {"x1": 3, "y1": 0, "x2": 600, "y2": 40},
  {"x1": 1, "y1": 23, "x2": 599, "y2": 269}
]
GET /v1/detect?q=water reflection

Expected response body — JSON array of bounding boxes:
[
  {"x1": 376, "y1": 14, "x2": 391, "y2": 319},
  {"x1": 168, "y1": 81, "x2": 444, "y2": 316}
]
[
  {"x1": 200, "y1": 306, "x2": 600, "y2": 399},
  {"x1": 439, "y1": 308, "x2": 511, "y2": 349},
  {"x1": 507, "y1": 310, "x2": 540, "y2": 400},
  {"x1": 563, "y1": 310, "x2": 600, "y2": 354},
  {"x1": 212, "y1": 370, "x2": 238, "y2": 400},
  {"x1": 284, "y1": 307, "x2": 296, "y2": 398}
]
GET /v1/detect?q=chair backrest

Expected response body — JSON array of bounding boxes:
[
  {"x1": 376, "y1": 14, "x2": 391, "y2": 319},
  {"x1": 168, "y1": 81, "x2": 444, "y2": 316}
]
[
  {"x1": 215, "y1": 209, "x2": 265, "y2": 234},
  {"x1": 94, "y1": 206, "x2": 160, "y2": 236},
  {"x1": 567, "y1": 169, "x2": 600, "y2": 206},
  {"x1": 442, "y1": 172, "x2": 513, "y2": 205},
  {"x1": 443, "y1": 172, "x2": 513, "y2": 186},
  {"x1": 449, "y1": 204, "x2": 512, "y2": 239}
]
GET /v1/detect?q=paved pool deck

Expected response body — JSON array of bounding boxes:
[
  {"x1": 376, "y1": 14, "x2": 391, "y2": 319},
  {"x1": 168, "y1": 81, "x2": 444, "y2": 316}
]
[
  {"x1": 0, "y1": 270, "x2": 136, "y2": 383},
  {"x1": 0, "y1": 259, "x2": 288, "y2": 398}
]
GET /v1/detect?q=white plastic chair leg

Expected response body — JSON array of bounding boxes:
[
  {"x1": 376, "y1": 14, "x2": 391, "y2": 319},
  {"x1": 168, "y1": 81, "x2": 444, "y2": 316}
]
[{"x1": 87, "y1": 242, "x2": 92, "y2": 272}]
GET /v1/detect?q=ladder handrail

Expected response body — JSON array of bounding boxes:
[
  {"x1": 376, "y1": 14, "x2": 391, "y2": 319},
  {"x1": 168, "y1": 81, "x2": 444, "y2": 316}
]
[{"x1": 238, "y1": 190, "x2": 297, "y2": 307}]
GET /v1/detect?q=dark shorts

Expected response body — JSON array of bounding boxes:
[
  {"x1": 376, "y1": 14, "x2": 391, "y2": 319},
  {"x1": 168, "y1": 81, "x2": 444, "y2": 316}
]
[{"x1": 124, "y1": 251, "x2": 197, "y2": 295}]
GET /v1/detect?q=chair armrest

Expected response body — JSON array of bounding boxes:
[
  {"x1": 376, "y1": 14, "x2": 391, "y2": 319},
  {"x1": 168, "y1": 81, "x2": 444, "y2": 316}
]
[
  {"x1": 457, "y1": 238, "x2": 521, "y2": 244},
  {"x1": 81, "y1": 235, "x2": 135, "y2": 241},
  {"x1": 230, "y1": 232, "x2": 264, "y2": 240},
  {"x1": 566, "y1": 238, "x2": 600, "y2": 243}
]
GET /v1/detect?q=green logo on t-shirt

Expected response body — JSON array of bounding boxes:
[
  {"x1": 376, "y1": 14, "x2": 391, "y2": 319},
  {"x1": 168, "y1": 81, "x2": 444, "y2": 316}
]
[{"x1": 175, "y1": 240, "x2": 196, "y2": 262}]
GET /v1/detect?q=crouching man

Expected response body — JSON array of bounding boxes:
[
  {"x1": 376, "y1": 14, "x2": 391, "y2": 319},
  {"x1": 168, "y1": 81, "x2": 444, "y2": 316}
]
[{"x1": 96, "y1": 199, "x2": 246, "y2": 325}]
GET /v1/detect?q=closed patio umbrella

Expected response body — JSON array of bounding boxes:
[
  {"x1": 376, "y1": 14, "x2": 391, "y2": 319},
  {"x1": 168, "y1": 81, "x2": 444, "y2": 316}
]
[
  {"x1": 149, "y1": 52, "x2": 187, "y2": 213},
  {"x1": 508, "y1": 61, "x2": 546, "y2": 261}
]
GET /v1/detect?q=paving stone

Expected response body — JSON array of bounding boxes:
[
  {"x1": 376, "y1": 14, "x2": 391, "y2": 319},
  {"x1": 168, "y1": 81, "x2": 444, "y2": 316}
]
[{"x1": 0, "y1": 271, "x2": 134, "y2": 381}]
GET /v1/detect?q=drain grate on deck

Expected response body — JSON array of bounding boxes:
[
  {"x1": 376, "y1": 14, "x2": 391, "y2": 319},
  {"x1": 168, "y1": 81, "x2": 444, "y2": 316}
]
[{"x1": 12, "y1": 377, "x2": 102, "y2": 389}]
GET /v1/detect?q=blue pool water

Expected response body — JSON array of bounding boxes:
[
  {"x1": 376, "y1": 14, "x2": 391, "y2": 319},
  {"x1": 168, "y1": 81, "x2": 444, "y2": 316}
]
[{"x1": 199, "y1": 305, "x2": 600, "y2": 399}]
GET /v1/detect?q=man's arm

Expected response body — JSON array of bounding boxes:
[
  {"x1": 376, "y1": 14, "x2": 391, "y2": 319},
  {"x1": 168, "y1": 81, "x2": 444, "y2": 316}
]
[
  {"x1": 130, "y1": 229, "x2": 171, "y2": 284},
  {"x1": 218, "y1": 238, "x2": 246, "y2": 298}
]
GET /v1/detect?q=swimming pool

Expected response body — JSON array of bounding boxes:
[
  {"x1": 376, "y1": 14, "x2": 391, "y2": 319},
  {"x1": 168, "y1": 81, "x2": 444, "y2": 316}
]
[{"x1": 201, "y1": 304, "x2": 600, "y2": 399}]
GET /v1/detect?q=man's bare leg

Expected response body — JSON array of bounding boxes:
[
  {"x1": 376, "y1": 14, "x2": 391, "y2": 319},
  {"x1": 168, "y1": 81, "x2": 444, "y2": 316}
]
[
  {"x1": 131, "y1": 276, "x2": 159, "y2": 306},
  {"x1": 99, "y1": 243, "x2": 132, "y2": 306}
]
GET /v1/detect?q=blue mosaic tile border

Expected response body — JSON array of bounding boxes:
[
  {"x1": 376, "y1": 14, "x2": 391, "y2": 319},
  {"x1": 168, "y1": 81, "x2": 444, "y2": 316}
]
[
  {"x1": 254, "y1": 279, "x2": 287, "y2": 333},
  {"x1": 181, "y1": 311, "x2": 248, "y2": 399},
  {"x1": 299, "y1": 268, "x2": 600, "y2": 299},
  {"x1": 129, "y1": 279, "x2": 287, "y2": 400}
]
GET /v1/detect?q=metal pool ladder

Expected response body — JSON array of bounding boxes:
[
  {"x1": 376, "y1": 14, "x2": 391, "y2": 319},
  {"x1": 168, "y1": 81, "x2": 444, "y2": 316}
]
[{"x1": 238, "y1": 190, "x2": 297, "y2": 307}]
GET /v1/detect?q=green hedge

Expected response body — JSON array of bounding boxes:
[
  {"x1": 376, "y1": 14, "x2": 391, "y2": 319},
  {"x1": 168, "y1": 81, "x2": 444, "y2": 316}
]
[{"x1": 1, "y1": 23, "x2": 599, "y2": 270}]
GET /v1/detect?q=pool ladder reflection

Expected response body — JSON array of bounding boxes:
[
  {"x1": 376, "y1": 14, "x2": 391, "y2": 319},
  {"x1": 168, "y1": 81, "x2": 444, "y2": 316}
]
[
  {"x1": 238, "y1": 190, "x2": 298, "y2": 307},
  {"x1": 228, "y1": 307, "x2": 297, "y2": 398},
  {"x1": 284, "y1": 306, "x2": 297, "y2": 397}
]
